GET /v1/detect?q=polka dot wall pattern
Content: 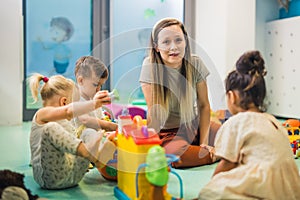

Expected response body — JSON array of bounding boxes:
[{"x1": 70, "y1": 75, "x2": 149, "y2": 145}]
[{"x1": 265, "y1": 16, "x2": 299, "y2": 118}]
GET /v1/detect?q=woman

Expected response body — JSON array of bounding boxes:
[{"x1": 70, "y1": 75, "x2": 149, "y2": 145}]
[{"x1": 139, "y1": 18, "x2": 217, "y2": 168}]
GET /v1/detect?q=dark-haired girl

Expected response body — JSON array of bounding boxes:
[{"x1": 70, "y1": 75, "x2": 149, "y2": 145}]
[{"x1": 199, "y1": 50, "x2": 300, "y2": 200}]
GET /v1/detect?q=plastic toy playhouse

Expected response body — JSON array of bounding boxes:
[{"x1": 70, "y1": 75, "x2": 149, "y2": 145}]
[
  {"x1": 283, "y1": 119, "x2": 300, "y2": 157},
  {"x1": 114, "y1": 115, "x2": 183, "y2": 200}
]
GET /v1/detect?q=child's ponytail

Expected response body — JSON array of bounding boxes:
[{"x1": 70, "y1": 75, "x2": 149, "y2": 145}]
[
  {"x1": 28, "y1": 73, "x2": 46, "y2": 104},
  {"x1": 28, "y1": 73, "x2": 75, "y2": 105}
]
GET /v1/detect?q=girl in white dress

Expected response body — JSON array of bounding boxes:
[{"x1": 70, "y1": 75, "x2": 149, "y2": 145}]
[{"x1": 199, "y1": 51, "x2": 300, "y2": 199}]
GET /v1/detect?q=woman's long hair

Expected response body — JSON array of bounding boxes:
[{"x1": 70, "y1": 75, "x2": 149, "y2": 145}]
[{"x1": 148, "y1": 18, "x2": 196, "y2": 129}]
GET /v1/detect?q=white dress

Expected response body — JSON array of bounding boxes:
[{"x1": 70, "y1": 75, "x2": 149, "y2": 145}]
[{"x1": 199, "y1": 112, "x2": 300, "y2": 200}]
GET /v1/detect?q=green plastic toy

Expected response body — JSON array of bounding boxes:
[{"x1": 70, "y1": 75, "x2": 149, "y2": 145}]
[{"x1": 145, "y1": 145, "x2": 169, "y2": 186}]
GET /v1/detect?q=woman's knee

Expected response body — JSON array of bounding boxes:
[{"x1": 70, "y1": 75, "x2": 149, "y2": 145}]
[{"x1": 163, "y1": 139, "x2": 190, "y2": 156}]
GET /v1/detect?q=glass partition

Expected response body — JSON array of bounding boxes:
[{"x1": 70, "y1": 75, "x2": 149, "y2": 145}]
[
  {"x1": 110, "y1": 0, "x2": 184, "y2": 105},
  {"x1": 23, "y1": 0, "x2": 92, "y2": 120}
]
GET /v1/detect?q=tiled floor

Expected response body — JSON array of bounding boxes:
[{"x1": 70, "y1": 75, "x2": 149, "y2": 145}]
[
  {"x1": 0, "y1": 122, "x2": 219, "y2": 200},
  {"x1": 0, "y1": 122, "x2": 117, "y2": 199},
  {"x1": 1, "y1": 122, "x2": 300, "y2": 199}
]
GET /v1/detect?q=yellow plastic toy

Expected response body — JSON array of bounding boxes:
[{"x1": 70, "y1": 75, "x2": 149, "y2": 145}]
[
  {"x1": 283, "y1": 119, "x2": 300, "y2": 147},
  {"x1": 114, "y1": 115, "x2": 183, "y2": 200}
]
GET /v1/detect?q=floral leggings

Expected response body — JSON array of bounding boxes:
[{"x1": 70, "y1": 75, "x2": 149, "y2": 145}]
[{"x1": 31, "y1": 121, "x2": 102, "y2": 189}]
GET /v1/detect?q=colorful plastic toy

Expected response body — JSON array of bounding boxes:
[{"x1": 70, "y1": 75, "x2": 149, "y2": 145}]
[
  {"x1": 114, "y1": 115, "x2": 183, "y2": 200},
  {"x1": 283, "y1": 119, "x2": 300, "y2": 156},
  {"x1": 109, "y1": 89, "x2": 120, "y2": 101},
  {"x1": 283, "y1": 119, "x2": 300, "y2": 143},
  {"x1": 115, "y1": 106, "x2": 147, "y2": 119},
  {"x1": 145, "y1": 146, "x2": 169, "y2": 187},
  {"x1": 283, "y1": 119, "x2": 300, "y2": 128},
  {"x1": 98, "y1": 159, "x2": 118, "y2": 181}
]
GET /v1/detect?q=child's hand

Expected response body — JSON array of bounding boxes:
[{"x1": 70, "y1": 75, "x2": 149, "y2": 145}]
[
  {"x1": 96, "y1": 133, "x2": 117, "y2": 167},
  {"x1": 105, "y1": 131, "x2": 117, "y2": 145},
  {"x1": 93, "y1": 90, "x2": 111, "y2": 108}
]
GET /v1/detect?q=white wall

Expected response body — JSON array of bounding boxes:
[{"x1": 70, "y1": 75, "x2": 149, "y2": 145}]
[
  {"x1": 0, "y1": 0, "x2": 23, "y2": 125},
  {"x1": 226, "y1": 0, "x2": 256, "y2": 73},
  {"x1": 195, "y1": 0, "x2": 257, "y2": 111},
  {"x1": 195, "y1": 0, "x2": 279, "y2": 111},
  {"x1": 195, "y1": 0, "x2": 256, "y2": 82},
  {"x1": 195, "y1": 0, "x2": 279, "y2": 80}
]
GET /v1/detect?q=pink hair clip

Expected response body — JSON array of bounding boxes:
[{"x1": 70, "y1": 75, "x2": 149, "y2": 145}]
[{"x1": 42, "y1": 76, "x2": 49, "y2": 83}]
